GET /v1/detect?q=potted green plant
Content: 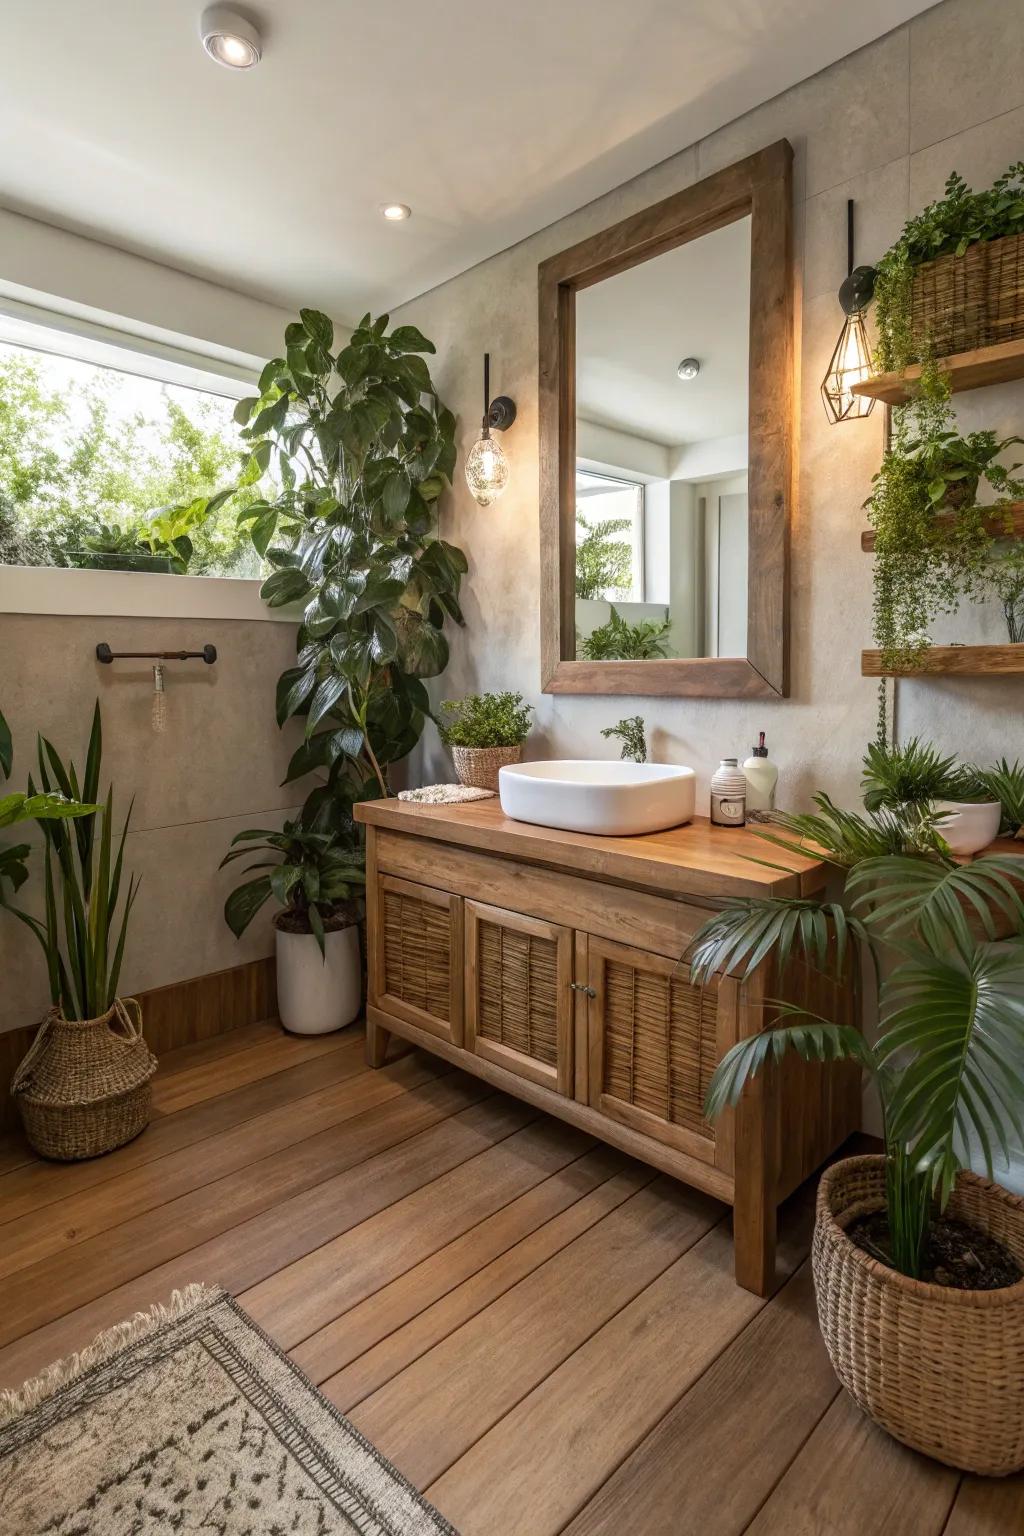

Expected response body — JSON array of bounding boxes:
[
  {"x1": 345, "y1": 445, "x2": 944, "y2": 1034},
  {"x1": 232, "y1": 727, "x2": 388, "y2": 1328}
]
[
  {"x1": 978, "y1": 540, "x2": 1024, "y2": 644},
  {"x1": 437, "y1": 691, "x2": 534, "y2": 791},
  {"x1": 689, "y1": 799, "x2": 1024, "y2": 1475},
  {"x1": 873, "y1": 162, "x2": 1024, "y2": 372},
  {"x1": 865, "y1": 359, "x2": 1024, "y2": 673},
  {"x1": 234, "y1": 310, "x2": 465, "y2": 844},
  {"x1": 971, "y1": 758, "x2": 1024, "y2": 841},
  {"x1": 222, "y1": 819, "x2": 365, "y2": 1035},
  {"x1": 0, "y1": 703, "x2": 151, "y2": 1161},
  {"x1": 861, "y1": 736, "x2": 1002, "y2": 854},
  {"x1": 578, "y1": 605, "x2": 671, "y2": 661}
]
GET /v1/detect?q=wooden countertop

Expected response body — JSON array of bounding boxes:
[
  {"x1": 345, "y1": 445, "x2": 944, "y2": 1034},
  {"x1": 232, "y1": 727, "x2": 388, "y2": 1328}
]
[{"x1": 355, "y1": 796, "x2": 830, "y2": 901}]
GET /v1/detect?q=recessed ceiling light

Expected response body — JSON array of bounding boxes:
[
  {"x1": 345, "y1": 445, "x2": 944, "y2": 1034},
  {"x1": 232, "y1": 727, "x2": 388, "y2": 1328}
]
[
  {"x1": 676, "y1": 357, "x2": 701, "y2": 381},
  {"x1": 380, "y1": 203, "x2": 412, "y2": 222},
  {"x1": 200, "y1": 5, "x2": 262, "y2": 69}
]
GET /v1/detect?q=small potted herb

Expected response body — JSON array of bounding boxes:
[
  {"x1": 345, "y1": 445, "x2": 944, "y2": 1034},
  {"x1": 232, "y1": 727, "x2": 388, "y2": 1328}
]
[
  {"x1": 438, "y1": 691, "x2": 534, "y2": 791},
  {"x1": 600, "y1": 715, "x2": 647, "y2": 762},
  {"x1": 222, "y1": 821, "x2": 364, "y2": 1035}
]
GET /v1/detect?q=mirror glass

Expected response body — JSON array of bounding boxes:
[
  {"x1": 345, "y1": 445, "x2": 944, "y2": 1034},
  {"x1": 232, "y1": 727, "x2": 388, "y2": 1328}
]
[{"x1": 573, "y1": 215, "x2": 751, "y2": 662}]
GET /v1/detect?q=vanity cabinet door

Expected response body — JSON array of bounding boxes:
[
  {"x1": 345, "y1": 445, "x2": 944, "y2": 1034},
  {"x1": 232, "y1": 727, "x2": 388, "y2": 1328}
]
[
  {"x1": 586, "y1": 935, "x2": 731, "y2": 1167},
  {"x1": 371, "y1": 875, "x2": 464, "y2": 1046},
  {"x1": 464, "y1": 900, "x2": 574, "y2": 1095}
]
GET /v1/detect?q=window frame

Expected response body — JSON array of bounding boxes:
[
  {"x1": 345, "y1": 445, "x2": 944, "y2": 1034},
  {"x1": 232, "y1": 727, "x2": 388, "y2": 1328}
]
[{"x1": 0, "y1": 304, "x2": 297, "y2": 623}]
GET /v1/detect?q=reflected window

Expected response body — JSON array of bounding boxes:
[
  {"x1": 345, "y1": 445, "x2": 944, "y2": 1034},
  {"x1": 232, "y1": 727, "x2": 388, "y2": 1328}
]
[{"x1": 574, "y1": 470, "x2": 644, "y2": 602}]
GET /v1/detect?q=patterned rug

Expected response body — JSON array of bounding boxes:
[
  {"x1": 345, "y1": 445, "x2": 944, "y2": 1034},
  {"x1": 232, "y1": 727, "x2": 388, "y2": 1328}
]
[{"x1": 0, "y1": 1284, "x2": 456, "y2": 1535}]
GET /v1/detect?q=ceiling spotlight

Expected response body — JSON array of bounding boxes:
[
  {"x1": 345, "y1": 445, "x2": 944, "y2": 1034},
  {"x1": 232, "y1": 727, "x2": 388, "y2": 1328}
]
[
  {"x1": 200, "y1": 6, "x2": 262, "y2": 69},
  {"x1": 380, "y1": 203, "x2": 412, "y2": 222},
  {"x1": 676, "y1": 357, "x2": 701, "y2": 381}
]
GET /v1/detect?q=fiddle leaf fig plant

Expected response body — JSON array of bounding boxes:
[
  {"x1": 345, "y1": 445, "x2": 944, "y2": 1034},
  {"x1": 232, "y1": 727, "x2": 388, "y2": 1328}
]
[{"x1": 234, "y1": 310, "x2": 464, "y2": 835}]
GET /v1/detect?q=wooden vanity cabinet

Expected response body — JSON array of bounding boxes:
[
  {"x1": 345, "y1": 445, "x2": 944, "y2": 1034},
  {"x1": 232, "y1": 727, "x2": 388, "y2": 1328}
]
[{"x1": 357, "y1": 797, "x2": 859, "y2": 1296}]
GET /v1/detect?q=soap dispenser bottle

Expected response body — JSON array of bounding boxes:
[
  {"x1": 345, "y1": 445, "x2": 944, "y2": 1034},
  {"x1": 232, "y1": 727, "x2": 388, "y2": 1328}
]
[{"x1": 743, "y1": 732, "x2": 778, "y2": 813}]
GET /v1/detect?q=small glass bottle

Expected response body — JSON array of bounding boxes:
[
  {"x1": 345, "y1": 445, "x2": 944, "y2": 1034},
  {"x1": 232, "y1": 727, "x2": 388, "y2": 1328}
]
[{"x1": 711, "y1": 758, "x2": 746, "y2": 827}]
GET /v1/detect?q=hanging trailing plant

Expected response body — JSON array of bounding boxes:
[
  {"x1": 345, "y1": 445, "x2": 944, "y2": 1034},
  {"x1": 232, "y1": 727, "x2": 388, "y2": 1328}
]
[
  {"x1": 864, "y1": 358, "x2": 1024, "y2": 673},
  {"x1": 233, "y1": 311, "x2": 464, "y2": 840}
]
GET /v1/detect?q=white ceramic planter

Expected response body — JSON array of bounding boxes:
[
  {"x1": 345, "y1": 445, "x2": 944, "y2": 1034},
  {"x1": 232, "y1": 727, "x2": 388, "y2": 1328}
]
[
  {"x1": 932, "y1": 799, "x2": 1002, "y2": 856},
  {"x1": 275, "y1": 925, "x2": 361, "y2": 1035}
]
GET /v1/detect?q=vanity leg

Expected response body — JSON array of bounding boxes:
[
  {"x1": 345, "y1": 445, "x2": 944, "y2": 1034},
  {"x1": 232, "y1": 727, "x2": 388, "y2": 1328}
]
[
  {"x1": 365, "y1": 1017, "x2": 391, "y2": 1069},
  {"x1": 733, "y1": 1064, "x2": 777, "y2": 1296},
  {"x1": 733, "y1": 1183, "x2": 777, "y2": 1297}
]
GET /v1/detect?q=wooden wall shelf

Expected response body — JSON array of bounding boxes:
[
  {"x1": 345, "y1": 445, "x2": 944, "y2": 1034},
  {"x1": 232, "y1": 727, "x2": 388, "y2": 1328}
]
[
  {"x1": 852, "y1": 337, "x2": 1024, "y2": 406},
  {"x1": 862, "y1": 644, "x2": 1024, "y2": 677},
  {"x1": 860, "y1": 502, "x2": 1024, "y2": 551}
]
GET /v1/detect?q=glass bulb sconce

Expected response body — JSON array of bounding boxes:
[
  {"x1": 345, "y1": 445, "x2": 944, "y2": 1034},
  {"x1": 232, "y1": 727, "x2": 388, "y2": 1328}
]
[
  {"x1": 821, "y1": 200, "x2": 877, "y2": 424},
  {"x1": 465, "y1": 353, "x2": 517, "y2": 506}
]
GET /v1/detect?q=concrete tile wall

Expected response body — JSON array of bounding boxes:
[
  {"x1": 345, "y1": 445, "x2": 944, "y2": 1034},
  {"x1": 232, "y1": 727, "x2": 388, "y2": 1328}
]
[
  {"x1": 391, "y1": 0, "x2": 1024, "y2": 817},
  {"x1": 0, "y1": 614, "x2": 306, "y2": 1032}
]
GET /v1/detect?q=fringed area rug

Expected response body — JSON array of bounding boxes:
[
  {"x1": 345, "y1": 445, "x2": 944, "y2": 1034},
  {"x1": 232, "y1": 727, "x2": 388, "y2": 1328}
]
[{"x1": 0, "y1": 1284, "x2": 456, "y2": 1535}]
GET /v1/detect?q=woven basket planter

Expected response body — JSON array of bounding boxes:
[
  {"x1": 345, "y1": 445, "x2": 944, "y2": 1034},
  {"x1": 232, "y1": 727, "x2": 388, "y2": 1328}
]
[
  {"x1": 813, "y1": 1155, "x2": 1024, "y2": 1476},
  {"x1": 10, "y1": 999, "x2": 156, "y2": 1161},
  {"x1": 450, "y1": 744, "x2": 522, "y2": 792},
  {"x1": 911, "y1": 231, "x2": 1024, "y2": 359}
]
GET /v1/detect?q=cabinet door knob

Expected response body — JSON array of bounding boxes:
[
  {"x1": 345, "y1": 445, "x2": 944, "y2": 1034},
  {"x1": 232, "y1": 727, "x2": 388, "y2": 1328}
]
[{"x1": 570, "y1": 982, "x2": 597, "y2": 998}]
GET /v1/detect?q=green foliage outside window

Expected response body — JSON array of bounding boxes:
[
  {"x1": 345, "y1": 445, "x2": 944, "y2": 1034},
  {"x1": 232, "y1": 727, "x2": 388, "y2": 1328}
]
[
  {"x1": 575, "y1": 512, "x2": 632, "y2": 600},
  {"x1": 0, "y1": 349, "x2": 265, "y2": 574}
]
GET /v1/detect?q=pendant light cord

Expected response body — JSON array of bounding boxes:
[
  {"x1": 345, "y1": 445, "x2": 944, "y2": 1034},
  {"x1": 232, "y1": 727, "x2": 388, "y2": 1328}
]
[{"x1": 482, "y1": 352, "x2": 490, "y2": 432}]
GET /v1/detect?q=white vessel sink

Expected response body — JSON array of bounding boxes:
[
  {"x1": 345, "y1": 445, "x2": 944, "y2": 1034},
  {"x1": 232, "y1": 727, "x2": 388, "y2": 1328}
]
[{"x1": 498, "y1": 760, "x2": 696, "y2": 837}]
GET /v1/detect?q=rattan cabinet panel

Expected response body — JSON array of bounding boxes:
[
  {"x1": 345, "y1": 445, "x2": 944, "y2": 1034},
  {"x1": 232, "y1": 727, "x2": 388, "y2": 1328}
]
[
  {"x1": 371, "y1": 875, "x2": 463, "y2": 1045},
  {"x1": 587, "y1": 935, "x2": 727, "y2": 1165},
  {"x1": 465, "y1": 900, "x2": 573, "y2": 1095}
]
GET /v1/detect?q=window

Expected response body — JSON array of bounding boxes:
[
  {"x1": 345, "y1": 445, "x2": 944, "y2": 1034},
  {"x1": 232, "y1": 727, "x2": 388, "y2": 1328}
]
[
  {"x1": 574, "y1": 469, "x2": 645, "y2": 601},
  {"x1": 0, "y1": 312, "x2": 263, "y2": 580}
]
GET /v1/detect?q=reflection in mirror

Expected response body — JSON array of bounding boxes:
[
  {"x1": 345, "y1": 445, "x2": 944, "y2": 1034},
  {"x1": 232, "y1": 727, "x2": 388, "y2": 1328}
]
[{"x1": 573, "y1": 215, "x2": 751, "y2": 662}]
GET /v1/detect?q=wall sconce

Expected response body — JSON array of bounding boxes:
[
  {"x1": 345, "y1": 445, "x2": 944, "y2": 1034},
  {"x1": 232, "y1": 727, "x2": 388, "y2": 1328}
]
[
  {"x1": 821, "y1": 200, "x2": 877, "y2": 424},
  {"x1": 465, "y1": 353, "x2": 517, "y2": 506}
]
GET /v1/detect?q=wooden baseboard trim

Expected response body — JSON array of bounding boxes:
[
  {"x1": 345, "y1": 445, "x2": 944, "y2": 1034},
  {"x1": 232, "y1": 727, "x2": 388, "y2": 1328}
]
[{"x1": 0, "y1": 955, "x2": 276, "y2": 1132}]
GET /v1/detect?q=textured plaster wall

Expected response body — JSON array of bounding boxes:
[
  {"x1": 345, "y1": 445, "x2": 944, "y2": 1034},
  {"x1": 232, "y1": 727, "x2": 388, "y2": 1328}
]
[
  {"x1": 393, "y1": 0, "x2": 1024, "y2": 805},
  {"x1": 0, "y1": 616, "x2": 308, "y2": 1033}
]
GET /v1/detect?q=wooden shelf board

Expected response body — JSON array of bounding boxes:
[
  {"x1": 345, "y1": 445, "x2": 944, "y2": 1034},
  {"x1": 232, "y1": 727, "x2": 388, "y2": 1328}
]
[
  {"x1": 862, "y1": 644, "x2": 1024, "y2": 677},
  {"x1": 852, "y1": 337, "x2": 1024, "y2": 405},
  {"x1": 860, "y1": 502, "x2": 1024, "y2": 551}
]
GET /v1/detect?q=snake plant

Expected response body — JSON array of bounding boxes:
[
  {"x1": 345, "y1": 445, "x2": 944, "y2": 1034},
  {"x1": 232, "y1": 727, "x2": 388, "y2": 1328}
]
[{"x1": 0, "y1": 703, "x2": 137, "y2": 1020}]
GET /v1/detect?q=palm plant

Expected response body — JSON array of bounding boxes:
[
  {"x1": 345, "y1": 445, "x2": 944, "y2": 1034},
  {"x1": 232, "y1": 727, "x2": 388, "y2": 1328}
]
[
  {"x1": 222, "y1": 819, "x2": 365, "y2": 955},
  {"x1": 860, "y1": 736, "x2": 959, "y2": 811},
  {"x1": 0, "y1": 704, "x2": 137, "y2": 1021},
  {"x1": 0, "y1": 707, "x2": 97, "y2": 901},
  {"x1": 971, "y1": 758, "x2": 1024, "y2": 837},
  {"x1": 691, "y1": 810, "x2": 1024, "y2": 1280}
]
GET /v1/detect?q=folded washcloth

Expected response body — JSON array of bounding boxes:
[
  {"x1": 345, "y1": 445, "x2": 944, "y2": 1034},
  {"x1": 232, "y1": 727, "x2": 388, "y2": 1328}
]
[{"x1": 397, "y1": 784, "x2": 496, "y2": 805}]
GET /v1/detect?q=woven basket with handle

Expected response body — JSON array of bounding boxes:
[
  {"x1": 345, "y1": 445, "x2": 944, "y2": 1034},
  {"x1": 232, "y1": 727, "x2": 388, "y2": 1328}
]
[
  {"x1": 813, "y1": 1155, "x2": 1024, "y2": 1476},
  {"x1": 910, "y1": 231, "x2": 1024, "y2": 360},
  {"x1": 11, "y1": 998, "x2": 156, "y2": 1161},
  {"x1": 450, "y1": 744, "x2": 522, "y2": 792}
]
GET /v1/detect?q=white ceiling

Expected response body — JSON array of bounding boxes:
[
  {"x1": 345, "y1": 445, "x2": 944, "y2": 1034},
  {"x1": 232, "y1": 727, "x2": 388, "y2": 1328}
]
[
  {"x1": 576, "y1": 216, "x2": 750, "y2": 448},
  {"x1": 0, "y1": 0, "x2": 938, "y2": 324}
]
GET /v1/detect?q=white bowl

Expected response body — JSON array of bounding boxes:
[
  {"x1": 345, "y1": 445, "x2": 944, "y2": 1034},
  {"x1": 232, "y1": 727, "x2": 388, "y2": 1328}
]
[
  {"x1": 932, "y1": 799, "x2": 1002, "y2": 856},
  {"x1": 498, "y1": 759, "x2": 696, "y2": 836}
]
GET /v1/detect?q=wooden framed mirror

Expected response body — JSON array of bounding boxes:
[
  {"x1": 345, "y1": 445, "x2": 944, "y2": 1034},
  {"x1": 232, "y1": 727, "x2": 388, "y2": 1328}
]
[{"x1": 538, "y1": 140, "x2": 793, "y2": 698}]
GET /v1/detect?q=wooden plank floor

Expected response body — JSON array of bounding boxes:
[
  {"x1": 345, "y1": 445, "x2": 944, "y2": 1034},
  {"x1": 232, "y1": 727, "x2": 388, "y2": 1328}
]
[{"x1": 1, "y1": 1022, "x2": 1019, "y2": 1534}]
